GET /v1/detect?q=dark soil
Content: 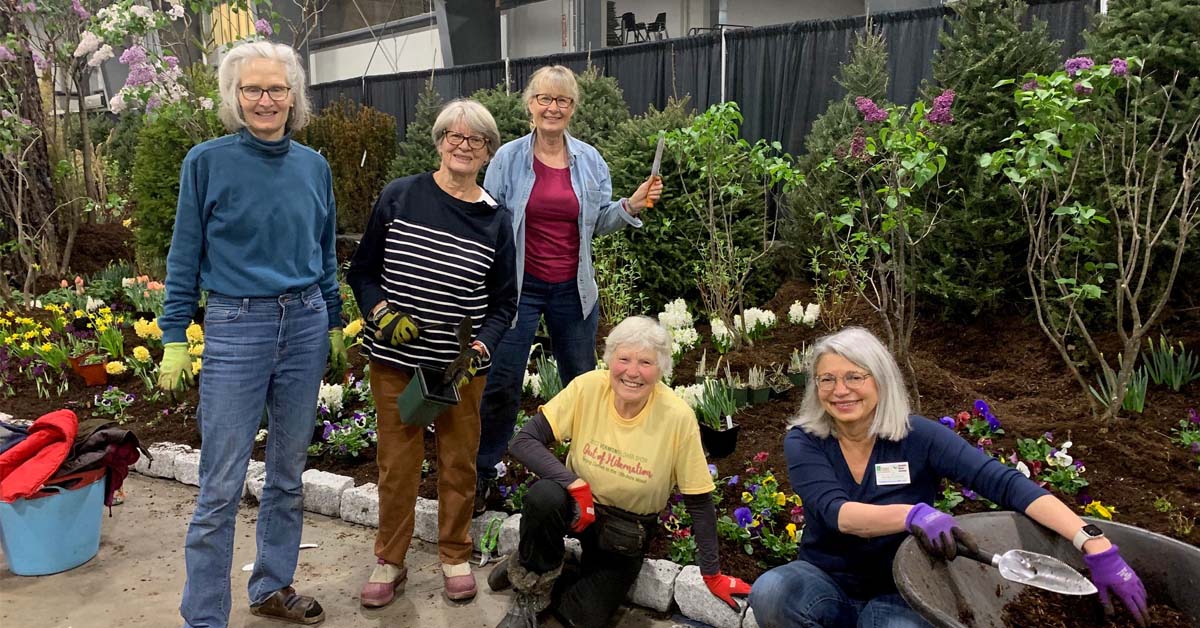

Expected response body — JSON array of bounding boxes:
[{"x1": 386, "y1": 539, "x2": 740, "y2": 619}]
[
  {"x1": 5, "y1": 280, "x2": 1199, "y2": 589},
  {"x1": 1002, "y1": 587, "x2": 1192, "y2": 628}
]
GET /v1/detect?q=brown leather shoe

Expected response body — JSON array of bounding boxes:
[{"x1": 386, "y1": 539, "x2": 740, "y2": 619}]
[
  {"x1": 361, "y1": 560, "x2": 407, "y2": 608},
  {"x1": 249, "y1": 586, "x2": 325, "y2": 625}
]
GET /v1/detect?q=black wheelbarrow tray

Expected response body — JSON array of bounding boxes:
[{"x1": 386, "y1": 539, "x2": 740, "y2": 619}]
[{"x1": 892, "y1": 512, "x2": 1200, "y2": 628}]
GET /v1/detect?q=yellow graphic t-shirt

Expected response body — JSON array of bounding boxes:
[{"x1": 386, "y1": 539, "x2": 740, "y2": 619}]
[{"x1": 541, "y1": 370, "x2": 715, "y2": 515}]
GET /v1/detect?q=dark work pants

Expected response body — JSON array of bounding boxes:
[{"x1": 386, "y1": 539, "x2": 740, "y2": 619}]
[{"x1": 517, "y1": 480, "x2": 646, "y2": 628}]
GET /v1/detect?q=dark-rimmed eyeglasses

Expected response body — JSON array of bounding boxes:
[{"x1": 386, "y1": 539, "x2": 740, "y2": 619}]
[
  {"x1": 239, "y1": 86, "x2": 291, "y2": 101},
  {"x1": 533, "y1": 94, "x2": 574, "y2": 109},
  {"x1": 442, "y1": 130, "x2": 489, "y2": 150},
  {"x1": 815, "y1": 372, "x2": 873, "y2": 391}
]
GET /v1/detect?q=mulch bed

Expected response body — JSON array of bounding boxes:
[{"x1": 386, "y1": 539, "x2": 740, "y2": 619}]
[{"x1": 1002, "y1": 587, "x2": 1192, "y2": 628}]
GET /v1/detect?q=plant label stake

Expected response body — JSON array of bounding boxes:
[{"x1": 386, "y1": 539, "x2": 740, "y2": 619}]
[{"x1": 646, "y1": 132, "x2": 665, "y2": 208}]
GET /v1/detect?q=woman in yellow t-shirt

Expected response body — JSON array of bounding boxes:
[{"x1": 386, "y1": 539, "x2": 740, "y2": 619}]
[{"x1": 488, "y1": 316, "x2": 750, "y2": 628}]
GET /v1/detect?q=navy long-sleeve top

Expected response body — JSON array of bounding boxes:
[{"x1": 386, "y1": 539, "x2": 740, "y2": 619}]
[
  {"x1": 785, "y1": 415, "x2": 1048, "y2": 599},
  {"x1": 160, "y1": 129, "x2": 341, "y2": 343}
]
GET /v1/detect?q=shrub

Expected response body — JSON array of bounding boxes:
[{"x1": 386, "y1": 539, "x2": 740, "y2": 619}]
[
  {"x1": 470, "y1": 83, "x2": 529, "y2": 146},
  {"x1": 387, "y1": 79, "x2": 442, "y2": 181},
  {"x1": 570, "y1": 65, "x2": 630, "y2": 148},
  {"x1": 298, "y1": 99, "x2": 397, "y2": 234}
]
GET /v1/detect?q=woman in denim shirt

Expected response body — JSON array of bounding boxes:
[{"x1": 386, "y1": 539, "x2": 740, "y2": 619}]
[{"x1": 476, "y1": 65, "x2": 662, "y2": 511}]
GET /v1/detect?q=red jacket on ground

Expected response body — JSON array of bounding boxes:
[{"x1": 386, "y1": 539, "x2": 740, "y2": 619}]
[{"x1": 0, "y1": 410, "x2": 79, "y2": 502}]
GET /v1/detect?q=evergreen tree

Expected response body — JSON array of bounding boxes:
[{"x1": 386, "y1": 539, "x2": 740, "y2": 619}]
[
  {"x1": 387, "y1": 79, "x2": 443, "y2": 180},
  {"x1": 571, "y1": 65, "x2": 630, "y2": 150},
  {"x1": 918, "y1": 0, "x2": 1060, "y2": 316},
  {"x1": 469, "y1": 83, "x2": 529, "y2": 146}
]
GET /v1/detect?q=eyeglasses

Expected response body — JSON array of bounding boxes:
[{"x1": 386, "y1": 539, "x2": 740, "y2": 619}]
[
  {"x1": 442, "y1": 131, "x2": 489, "y2": 150},
  {"x1": 239, "y1": 86, "x2": 291, "y2": 101},
  {"x1": 533, "y1": 94, "x2": 574, "y2": 109},
  {"x1": 815, "y1": 372, "x2": 873, "y2": 391}
]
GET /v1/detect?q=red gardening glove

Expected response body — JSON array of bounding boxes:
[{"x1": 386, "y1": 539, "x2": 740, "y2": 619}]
[
  {"x1": 568, "y1": 482, "x2": 595, "y2": 533},
  {"x1": 703, "y1": 573, "x2": 751, "y2": 610}
]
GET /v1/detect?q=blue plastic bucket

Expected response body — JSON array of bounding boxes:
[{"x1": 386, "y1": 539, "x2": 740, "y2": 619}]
[{"x1": 0, "y1": 473, "x2": 105, "y2": 576}]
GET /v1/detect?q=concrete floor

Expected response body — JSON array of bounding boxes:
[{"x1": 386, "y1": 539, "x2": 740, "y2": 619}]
[{"x1": 0, "y1": 474, "x2": 680, "y2": 628}]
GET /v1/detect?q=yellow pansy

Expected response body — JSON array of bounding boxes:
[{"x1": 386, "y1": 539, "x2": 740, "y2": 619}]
[
  {"x1": 188, "y1": 343, "x2": 204, "y2": 357},
  {"x1": 191, "y1": 358, "x2": 202, "y2": 375},
  {"x1": 344, "y1": 318, "x2": 363, "y2": 338},
  {"x1": 132, "y1": 346, "x2": 151, "y2": 362},
  {"x1": 775, "y1": 492, "x2": 787, "y2": 506},
  {"x1": 1084, "y1": 501, "x2": 1115, "y2": 521},
  {"x1": 73, "y1": 310, "x2": 85, "y2": 319},
  {"x1": 122, "y1": 218, "x2": 132, "y2": 228},
  {"x1": 788, "y1": 494, "x2": 802, "y2": 506},
  {"x1": 186, "y1": 323, "x2": 204, "y2": 344},
  {"x1": 785, "y1": 523, "x2": 797, "y2": 541},
  {"x1": 105, "y1": 361, "x2": 127, "y2": 375},
  {"x1": 741, "y1": 491, "x2": 754, "y2": 504}
]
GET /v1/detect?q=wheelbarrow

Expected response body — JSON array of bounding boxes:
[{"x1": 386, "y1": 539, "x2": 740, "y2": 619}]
[{"x1": 892, "y1": 512, "x2": 1200, "y2": 628}]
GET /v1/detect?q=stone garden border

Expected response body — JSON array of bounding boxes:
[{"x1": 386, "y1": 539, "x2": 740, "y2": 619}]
[{"x1": 132, "y1": 442, "x2": 758, "y2": 627}]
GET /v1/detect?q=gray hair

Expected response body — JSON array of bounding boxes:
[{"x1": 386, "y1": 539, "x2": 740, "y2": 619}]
[
  {"x1": 789, "y1": 326, "x2": 911, "y2": 441},
  {"x1": 603, "y1": 316, "x2": 673, "y2": 380},
  {"x1": 217, "y1": 40, "x2": 311, "y2": 133},
  {"x1": 522, "y1": 65, "x2": 581, "y2": 114},
  {"x1": 431, "y1": 99, "x2": 501, "y2": 158}
]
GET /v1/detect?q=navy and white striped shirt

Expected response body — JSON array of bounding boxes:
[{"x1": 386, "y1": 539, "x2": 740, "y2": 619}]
[{"x1": 347, "y1": 173, "x2": 517, "y2": 374}]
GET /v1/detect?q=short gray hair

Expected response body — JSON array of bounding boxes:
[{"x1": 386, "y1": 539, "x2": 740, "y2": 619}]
[
  {"x1": 522, "y1": 65, "x2": 580, "y2": 113},
  {"x1": 789, "y1": 326, "x2": 912, "y2": 441},
  {"x1": 603, "y1": 316, "x2": 673, "y2": 380},
  {"x1": 431, "y1": 99, "x2": 501, "y2": 158},
  {"x1": 217, "y1": 40, "x2": 311, "y2": 133}
]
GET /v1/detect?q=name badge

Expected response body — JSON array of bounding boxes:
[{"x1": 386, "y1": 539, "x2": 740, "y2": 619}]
[{"x1": 875, "y1": 462, "x2": 911, "y2": 486}]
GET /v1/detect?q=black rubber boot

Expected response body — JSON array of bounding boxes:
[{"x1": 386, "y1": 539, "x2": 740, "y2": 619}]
[
  {"x1": 488, "y1": 556, "x2": 512, "y2": 592},
  {"x1": 494, "y1": 560, "x2": 561, "y2": 628}
]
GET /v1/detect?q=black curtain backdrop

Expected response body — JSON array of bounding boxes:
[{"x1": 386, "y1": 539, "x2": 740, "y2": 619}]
[{"x1": 309, "y1": 0, "x2": 1097, "y2": 155}]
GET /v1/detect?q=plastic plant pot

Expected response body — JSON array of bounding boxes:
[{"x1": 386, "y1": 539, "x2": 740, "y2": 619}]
[
  {"x1": 749, "y1": 387, "x2": 770, "y2": 404},
  {"x1": 732, "y1": 387, "x2": 749, "y2": 408},
  {"x1": 699, "y1": 422, "x2": 740, "y2": 459},
  {"x1": 892, "y1": 511, "x2": 1200, "y2": 628},
  {"x1": 788, "y1": 372, "x2": 807, "y2": 388},
  {"x1": 395, "y1": 364, "x2": 460, "y2": 428}
]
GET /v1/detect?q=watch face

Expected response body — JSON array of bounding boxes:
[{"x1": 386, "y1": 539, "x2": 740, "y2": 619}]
[{"x1": 1082, "y1": 524, "x2": 1104, "y2": 537}]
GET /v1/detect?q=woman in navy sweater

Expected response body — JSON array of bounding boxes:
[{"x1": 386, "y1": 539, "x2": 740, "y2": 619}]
[{"x1": 748, "y1": 327, "x2": 1147, "y2": 628}]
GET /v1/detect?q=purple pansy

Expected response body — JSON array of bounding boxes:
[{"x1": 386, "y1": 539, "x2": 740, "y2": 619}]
[
  {"x1": 938, "y1": 416, "x2": 956, "y2": 429},
  {"x1": 727, "y1": 474, "x2": 740, "y2": 486},
  {"x1": 734, "y1": 506, "x2": 753, "y2": 528}
]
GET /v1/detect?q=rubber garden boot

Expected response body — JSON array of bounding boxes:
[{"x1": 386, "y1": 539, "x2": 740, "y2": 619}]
[{"x1": 494, "y1": 560, "x2": 562, "y2": 628}]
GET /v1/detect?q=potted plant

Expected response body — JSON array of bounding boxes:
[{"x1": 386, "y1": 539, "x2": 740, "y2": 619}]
[
  {"x1": 747, "y1": 365, "x2": 769, "y2": 404},
  {"x1": 75, "y1": 352, "x2": 109, "y2": 387},
  {"x1": 787, "y1": 346, "x2": 810, "y2": 388},
  {"x1": 767, "y1": 364, "x2": 794, "y2": 399},
  {"x1": 724, "y1": 364, "x2": 748, "y2": 408},
  {"x1": 694, "y1": 379, "x2": 740, "y2": 459},
  {"x1": 395, "y1": 364, "x2": 460, "y2": 428}
]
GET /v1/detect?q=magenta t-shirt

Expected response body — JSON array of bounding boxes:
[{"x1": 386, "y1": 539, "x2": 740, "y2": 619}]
[{"x1": 524, "y1": 157, "x2": 581, "y2": 283}]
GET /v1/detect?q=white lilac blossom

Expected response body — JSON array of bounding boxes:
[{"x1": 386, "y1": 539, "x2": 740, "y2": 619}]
[
  {"x1": 109, "y1": 92, "x2": 127, "y2": 114},
  {"x1": 167, "y1": 2, "x2": 185, "y2": 19},
  {"x1": 129, "y1": 4, "x2": 153, "y2": 19},
  {"x1": 658, "y1": 298, "x2": 693, "y2": 330},
  {"x1": 74, "y1": 31, "x2": 102, "y2": 58},
  {"x1": 198, "y1": 97, "x2": 213, "y2": 110},
  {"x1": 87, "y1": 44, "x2": 113, "y2": 67},
  {"x1": 317, "y1": 382, "x2": 344, "y2": 416}
]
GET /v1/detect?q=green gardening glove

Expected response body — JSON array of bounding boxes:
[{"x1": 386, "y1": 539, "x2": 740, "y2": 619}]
[
  {"x1": 372, "y1": 307, "x2": 419, "y2": 347},
  {"x1": 328, "y1": 328, "x2": 347, "y2": 381},
  {"x1": 158, "y1": 342, "x2": 193, "y2": 392}
]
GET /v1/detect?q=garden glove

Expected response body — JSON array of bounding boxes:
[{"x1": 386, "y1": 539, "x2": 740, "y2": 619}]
[
  {"x1": 1084, "y1": 545, "x2": 1148, "y2": 626},
  {"x1": 567, "y1": 482, "x2": 595, "y2": 533},
  {"x1": 372, "y1": 306, "x2": 419, "y2": 347},
  {"x1": 328, "y1": 328, "x2": 347, "y2": 381},
  {"x1": 905, "y1": 502, "x2": 966, "y2": 561},
  {"x1": 702, "y1": 573, "x2": 751, "y2": 611},
  {"x1": 158, "y1": 342, "x2": 193, "y2": 392},
  {"x1": 442, "y1": 345, "x2": 482, "y2": 389}
]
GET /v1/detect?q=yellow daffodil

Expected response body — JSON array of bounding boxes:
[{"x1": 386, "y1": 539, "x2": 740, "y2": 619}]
[
  {"x1": 20, "y1": 342, "x2": 31, "y2": 351},
  {"x1": 188, "y1": 343, "x2": 204, "y2": 357},
  {"x1": 1084, "y1": 501, "x2": 1115, "y2": 521},
  {"x1": 73, "y1": 310, "x2": 85, "y2": 319},
  {"x1": 191, "y1": 358, "x2": 202, "y2": 375},
  {"x1": 40, "y1": 343, "x2": 53, "y2": 352},
  {"x1": 741, "y1": 491, "x2": 753, "y2": 503},
  {"x1": 344, "y1": 318, "x2": 363, "y2": 338},
  {"x1": 186, "y1": 323, "x2": 204, "y2": 344},
  {"x1": 132, "y1": 346, "x2": 151, "y2": 362},
  {"x1": 775, "y1": 492, "x2": 787, "y2": 506},
  {"x1": 99, "y1": 307, "x2": 111, "y2": 315},
  {"x1": 122, "y1": 218, "x2": 132, "y2": 228},
  {"x1": 786, "y1": 523, "x2": 797, "y2": 541},
  {"x1": 106, "y1": 361, "x2": 127, "y2": 375}
]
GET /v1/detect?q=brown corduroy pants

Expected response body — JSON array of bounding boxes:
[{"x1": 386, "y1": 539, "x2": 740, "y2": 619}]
[{"x1": 370, "y1": 360, "x2": 486, "y2": 566}]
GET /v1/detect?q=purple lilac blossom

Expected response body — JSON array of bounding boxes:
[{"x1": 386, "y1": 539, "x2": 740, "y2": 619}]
[
  {"x1": 1110, "y1": 58, "x2": 1128, "y2": 77},
  {"x1": 734, "y1": 506, "x2": 753, "y2": 528},
  {"x1": 925, "y1": 89, "x2": 955, "y2": 126},
  {"x1": 120, "y1": 45, "x2": 147, "y2": 65},
  {"x1": 855, "y1": 96, "x2": 888, "y2": 123},
  {"x1": 145, "y1": 94, "x2": 162, "y2": 111},
  {"x1": 124, "y1": 63, "x2": 156, "y2": 87},
  {"x1": 1021, "y1": 79, "x2": 1039, "y2": 91},
  {"x1": 71, "y1": 0, "x2": 90, "y2": 19},
  {"x1": 254, "y1": 19, "x2": 273, "y2": 36},
  {"x1": 164, "y1": 55, "x2": 179, "y2": 69},
  {"x1": 0, "y1": 45, "x2": 16, "y2": 63},
  {"x1": 1064, "y1": 57, "x2": 1094, "y2": 77},
  {"x1": 1074, "y1": 83, "x2": 1093, "y2": 95},
  {"x1": 849, "y1": 127, "x2": 866, "y2": 159}
]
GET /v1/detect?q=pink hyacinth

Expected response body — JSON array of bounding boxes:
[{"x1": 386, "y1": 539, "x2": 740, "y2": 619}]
[{"x1": 855, "y1": 96, "x2": 888, "y2": 123}]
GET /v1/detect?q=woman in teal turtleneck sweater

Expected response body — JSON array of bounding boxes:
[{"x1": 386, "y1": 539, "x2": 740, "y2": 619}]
[{"x1": 160, "y1": 40, "x2": 340, "y2": 628}]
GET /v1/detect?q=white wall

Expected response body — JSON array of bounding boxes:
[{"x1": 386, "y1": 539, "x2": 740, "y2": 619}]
[
  {"x1": 727, "y1": 0, "x2": 864, "y2": 26},
  {"x1": 610, "y1": 0, "x2": 707, "y2": 42},
  {"x1": 504, "y1": 0, "x2": 572, "y2": 58},
  {"x1": 308, "y1": 25, "x2": 443, "y2": 84}
]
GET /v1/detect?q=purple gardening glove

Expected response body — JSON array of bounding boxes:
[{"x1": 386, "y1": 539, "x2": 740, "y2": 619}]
[
  {"x1": 1084, "y1": 545, "x2": 1148, "y2": 626},
  {"x1": 905, "y1": 502, "x2": 966, "y2": 561}
]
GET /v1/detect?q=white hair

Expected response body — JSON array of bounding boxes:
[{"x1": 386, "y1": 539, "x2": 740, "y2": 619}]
[
  {"x1": 603, "y1": 316, "x2": 673, "y2": 380},
  {"x1": 217, "y1": 40, "x2": 311, "y2": 133},
  {"x1": 788, "y1": 326, "x2": 912, "y2": 441},
  {"x1": 431, "y1": 99, "x2": 501, "y2": 158},
  {"x1": 522, "y1": 65, "x2": 581, "y2": 114}
]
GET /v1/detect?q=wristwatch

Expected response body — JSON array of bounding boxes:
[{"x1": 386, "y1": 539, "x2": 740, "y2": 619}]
[{"x1": 1072, "y1": 523, "x2": 1105, "y2": 551}]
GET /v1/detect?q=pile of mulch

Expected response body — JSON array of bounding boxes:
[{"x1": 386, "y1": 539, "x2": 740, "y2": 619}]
[{"x1": 1002, "y1": 587, "x2": 1192, "y2": 628}]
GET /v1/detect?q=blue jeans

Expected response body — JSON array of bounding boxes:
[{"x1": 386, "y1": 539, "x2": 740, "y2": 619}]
[
  {"x1": 180, "y1": 286, "x2": 329, "y2": 628},
  {"x1": 476, "y1": 273, "x2": 599, "y2": 480},
  {"x1": 749, "y1": 560, "x2": 931, "y2": 628}
]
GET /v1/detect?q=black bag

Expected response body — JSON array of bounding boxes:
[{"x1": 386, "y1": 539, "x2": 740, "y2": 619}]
[{"x1": 594, "y1": 505, "x2": 654, "y2": 557}]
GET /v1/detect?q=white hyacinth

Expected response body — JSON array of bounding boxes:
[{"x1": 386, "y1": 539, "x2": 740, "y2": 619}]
[
  {"x1": 671, "y1": 326, "x2": 699, "y2": 358},
  {"x1": 803, "y1": 303, "x2": 821, "y2": 326},
  {"x1": 522, "y1": 370, "x2": 541, "y2": 397},
  {"x1": 673, "y1": 383, "x2": 706, "y2": 408},
  {"x1": 741, "y1": 307, "x2": 777, "y2": 337},
  {"x1": 787, "y1": 301, "x2": 805, "y2": 324},
  {"x1": 317, "y1": 382, "x2": 344, "y2": 415},
  {"x1": 658, "y1": 298, "x2": 693, "y2": 330}
]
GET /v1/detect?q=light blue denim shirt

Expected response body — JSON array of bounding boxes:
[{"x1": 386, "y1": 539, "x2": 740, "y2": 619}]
[{"x1": 483, "y1": 131, "x2": 643, "y2": 317}]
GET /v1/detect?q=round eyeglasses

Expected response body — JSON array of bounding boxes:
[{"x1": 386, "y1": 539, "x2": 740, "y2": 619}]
[
  {"x1": 442, "y1": 131, "x2": 489, "y2": 150},
  {"x1": 815, "y1": 372, "x2": 873, "y2": 391},
  {"x1": 533, "y1": 94, "x2": 574, "y2": 109},
  {"x1": 239, "y1": 86, "x2": 291, "y2": 101}
]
